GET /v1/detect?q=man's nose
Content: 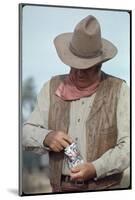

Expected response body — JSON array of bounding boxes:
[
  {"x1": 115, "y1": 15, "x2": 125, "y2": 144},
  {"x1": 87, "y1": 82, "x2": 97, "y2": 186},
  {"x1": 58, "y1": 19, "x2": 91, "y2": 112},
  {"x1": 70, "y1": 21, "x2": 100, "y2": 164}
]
[{"x1": 77, "y1": 70, "x2": 85, "y2": 77}]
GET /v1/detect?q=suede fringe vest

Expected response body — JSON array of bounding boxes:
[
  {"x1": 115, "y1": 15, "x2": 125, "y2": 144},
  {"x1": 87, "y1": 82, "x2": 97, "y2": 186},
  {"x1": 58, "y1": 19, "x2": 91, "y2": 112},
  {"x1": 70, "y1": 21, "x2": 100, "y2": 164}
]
[{"x1": 48, "y1": 72, "x2": 123, "y2": 192}]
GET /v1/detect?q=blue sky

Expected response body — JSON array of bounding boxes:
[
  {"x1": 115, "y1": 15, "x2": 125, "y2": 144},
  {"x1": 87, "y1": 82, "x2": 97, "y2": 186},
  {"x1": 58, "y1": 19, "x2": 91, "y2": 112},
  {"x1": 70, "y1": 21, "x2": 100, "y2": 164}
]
[{"x1": 22, "y1": 5, "x2": 130, "y2": 93}]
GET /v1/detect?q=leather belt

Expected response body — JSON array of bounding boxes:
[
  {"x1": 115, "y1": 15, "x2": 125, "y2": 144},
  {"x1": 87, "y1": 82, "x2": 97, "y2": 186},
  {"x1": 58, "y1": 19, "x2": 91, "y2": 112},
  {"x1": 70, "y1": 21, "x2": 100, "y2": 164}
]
[
  {"x1": 60, "y1": 175, "x2": 89, "y2": 192},
  {"x1": 61, "y1": 175, "x2": 88, "y2": 186},
  {"x1": 51, "y1": 173, "x2": 123, "y2": 192}
]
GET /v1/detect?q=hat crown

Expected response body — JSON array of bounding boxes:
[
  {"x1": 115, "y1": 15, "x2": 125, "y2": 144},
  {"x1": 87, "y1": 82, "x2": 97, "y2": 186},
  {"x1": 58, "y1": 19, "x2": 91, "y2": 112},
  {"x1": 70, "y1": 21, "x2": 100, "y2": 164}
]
[{"x1": 70, "y1": 15, "x2": 102, "y2": 58}]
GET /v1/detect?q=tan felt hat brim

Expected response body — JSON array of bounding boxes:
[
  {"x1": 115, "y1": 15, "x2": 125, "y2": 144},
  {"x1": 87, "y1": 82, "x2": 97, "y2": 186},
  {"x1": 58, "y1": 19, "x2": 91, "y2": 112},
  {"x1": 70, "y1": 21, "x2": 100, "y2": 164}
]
[{"x1": 54, "y1": 33, "x2": 117, "y2": 69}]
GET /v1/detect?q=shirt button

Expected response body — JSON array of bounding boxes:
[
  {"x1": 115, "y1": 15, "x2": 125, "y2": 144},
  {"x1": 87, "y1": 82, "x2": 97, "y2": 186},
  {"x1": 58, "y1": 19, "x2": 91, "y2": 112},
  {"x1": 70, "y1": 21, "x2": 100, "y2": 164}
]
[
  {"x1": 78, "y1": 118, "x2": 80, "y2": 122},
  {"x1": 82, "y1": 101, "x2": 84, "y2": 105}
]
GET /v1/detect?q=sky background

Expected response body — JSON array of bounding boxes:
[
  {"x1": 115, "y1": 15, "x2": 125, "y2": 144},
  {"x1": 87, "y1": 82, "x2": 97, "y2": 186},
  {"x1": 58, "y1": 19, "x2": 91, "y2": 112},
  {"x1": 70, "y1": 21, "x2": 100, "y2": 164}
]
[{"x1": 22, "y1": 5, "x2": 130, "y2": 93}]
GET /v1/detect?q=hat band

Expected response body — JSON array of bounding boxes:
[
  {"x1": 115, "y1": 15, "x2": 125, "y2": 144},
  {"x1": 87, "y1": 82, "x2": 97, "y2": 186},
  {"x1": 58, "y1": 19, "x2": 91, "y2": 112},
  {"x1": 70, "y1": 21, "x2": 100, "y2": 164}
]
[{"x1": 69, "y1": 43, "x2": 102, "y2": 58}]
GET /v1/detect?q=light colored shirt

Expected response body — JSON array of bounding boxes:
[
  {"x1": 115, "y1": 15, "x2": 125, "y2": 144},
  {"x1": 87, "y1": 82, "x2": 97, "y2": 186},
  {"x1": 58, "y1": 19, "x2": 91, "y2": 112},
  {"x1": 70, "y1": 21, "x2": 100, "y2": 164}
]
[{"x1": 23, "y1": 79, "x2": 130, "y2": 179}]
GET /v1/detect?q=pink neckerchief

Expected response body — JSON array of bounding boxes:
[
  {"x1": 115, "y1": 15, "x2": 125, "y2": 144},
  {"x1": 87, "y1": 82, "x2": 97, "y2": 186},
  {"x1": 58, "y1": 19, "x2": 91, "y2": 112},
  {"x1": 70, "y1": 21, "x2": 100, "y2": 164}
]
[{"x1": 55, "y1": 71, "x2": 101, "y2": 101}]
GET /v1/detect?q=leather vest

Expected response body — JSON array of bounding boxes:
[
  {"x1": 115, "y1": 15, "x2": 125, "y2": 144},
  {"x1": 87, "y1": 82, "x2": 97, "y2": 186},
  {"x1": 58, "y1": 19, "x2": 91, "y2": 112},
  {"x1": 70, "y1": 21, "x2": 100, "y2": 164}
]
[{"x1": 48, "y1": 72, "x2": 123, "y2": 192}]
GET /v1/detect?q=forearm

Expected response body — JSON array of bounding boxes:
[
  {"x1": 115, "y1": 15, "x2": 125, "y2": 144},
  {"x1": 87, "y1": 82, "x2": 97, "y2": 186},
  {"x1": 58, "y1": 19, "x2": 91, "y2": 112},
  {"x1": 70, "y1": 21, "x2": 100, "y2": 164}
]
[
  {"x1": 92, "y1": 82, "x2": 130, "y2": 180},
  {"x1": 23, "y1": 123, "x2": 52, "y2": 154},
  {"x1": 92, "y1": 136, "x2": 130, "y2": 179}
]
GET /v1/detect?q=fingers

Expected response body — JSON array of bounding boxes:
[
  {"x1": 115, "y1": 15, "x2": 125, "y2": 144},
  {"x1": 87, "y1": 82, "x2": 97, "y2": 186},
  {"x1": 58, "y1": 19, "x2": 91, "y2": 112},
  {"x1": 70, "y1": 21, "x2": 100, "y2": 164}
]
[
  {"x1": 71, "y1": 166, "x2": 80, "y2": 173},
  {"x1": 52, "y1": 146, "x2": 62, "y2": 152},
  {"x1": 45, "y1": 130, "x2": 73, "y2": 152},
  {"x1": 70, "y1": 171, "x2": 83, "y2": 181},
  {"x1": 60, "y1": 140, "x2": 71, "y2": 148},
  {"x1": 62, "y1": 134, "x2": 73, "y2": 145},
  {"x1": 54, "y1": 137, "x2": 71, "y2": 151},
  {"x1": 50, "y1": 141, "x2": 63, "y2": 152},
  {"x1": 56, "y1": 131, "x2": 73, "y2": 147},
  {"x1": 70, "y1": 163, "x2": 97, "y2": 181},
  {"x1": 58, "y1": 131, "x2": 73, "y2": 143},
  {"x1": 70, "y1": 165, "x2": 84, "y2": 181}
]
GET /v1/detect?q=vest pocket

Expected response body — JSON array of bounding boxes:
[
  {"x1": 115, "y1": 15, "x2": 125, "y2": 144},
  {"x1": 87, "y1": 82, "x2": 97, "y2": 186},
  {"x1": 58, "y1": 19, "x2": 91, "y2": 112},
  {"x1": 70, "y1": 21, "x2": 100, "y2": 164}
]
[{"x1": 97, "y1": 126, "x2": 117, "y2": 156}]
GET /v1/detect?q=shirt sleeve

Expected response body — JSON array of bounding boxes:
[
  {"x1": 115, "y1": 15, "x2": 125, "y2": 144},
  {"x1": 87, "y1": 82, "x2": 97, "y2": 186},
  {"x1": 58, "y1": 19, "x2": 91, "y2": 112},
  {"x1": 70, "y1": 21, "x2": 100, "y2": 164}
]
[
  {"x1": 22, "y1": 80, "x2": 52, "y2": 154},
  {"x1": 92, "y1": 82, "x2": 130, "y2": 179}
]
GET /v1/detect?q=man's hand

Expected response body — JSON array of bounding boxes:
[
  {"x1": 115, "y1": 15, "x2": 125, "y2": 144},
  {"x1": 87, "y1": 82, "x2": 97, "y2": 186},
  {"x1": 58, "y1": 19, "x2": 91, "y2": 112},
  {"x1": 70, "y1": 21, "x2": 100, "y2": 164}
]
[
  {"x1": 70, "y1": 162, "x2": 96, "y2": 181},
  {"x1": 43, "y1": 131, "x2": 73, "y2": 152}
]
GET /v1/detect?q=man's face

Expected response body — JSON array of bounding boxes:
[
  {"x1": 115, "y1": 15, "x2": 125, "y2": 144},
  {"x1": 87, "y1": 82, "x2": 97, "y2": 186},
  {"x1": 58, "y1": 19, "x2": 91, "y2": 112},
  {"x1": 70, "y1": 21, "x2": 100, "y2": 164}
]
[{"x1": 70, "y1": 64, "x2": 102, "y2": 88}]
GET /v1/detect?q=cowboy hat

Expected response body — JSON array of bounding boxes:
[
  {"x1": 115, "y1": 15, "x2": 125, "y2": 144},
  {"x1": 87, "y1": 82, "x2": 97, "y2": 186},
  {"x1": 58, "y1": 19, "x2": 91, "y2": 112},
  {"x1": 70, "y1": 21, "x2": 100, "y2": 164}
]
[{"x1": 54, "y1": 15, "x2": 117, "y2": 69}]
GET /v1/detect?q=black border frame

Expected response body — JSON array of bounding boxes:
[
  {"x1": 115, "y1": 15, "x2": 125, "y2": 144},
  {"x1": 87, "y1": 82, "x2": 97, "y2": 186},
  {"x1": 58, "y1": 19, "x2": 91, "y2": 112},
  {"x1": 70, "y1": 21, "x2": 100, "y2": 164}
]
[{"x1": 19, "y1": 3, "x2": 132, "y2": 196}]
